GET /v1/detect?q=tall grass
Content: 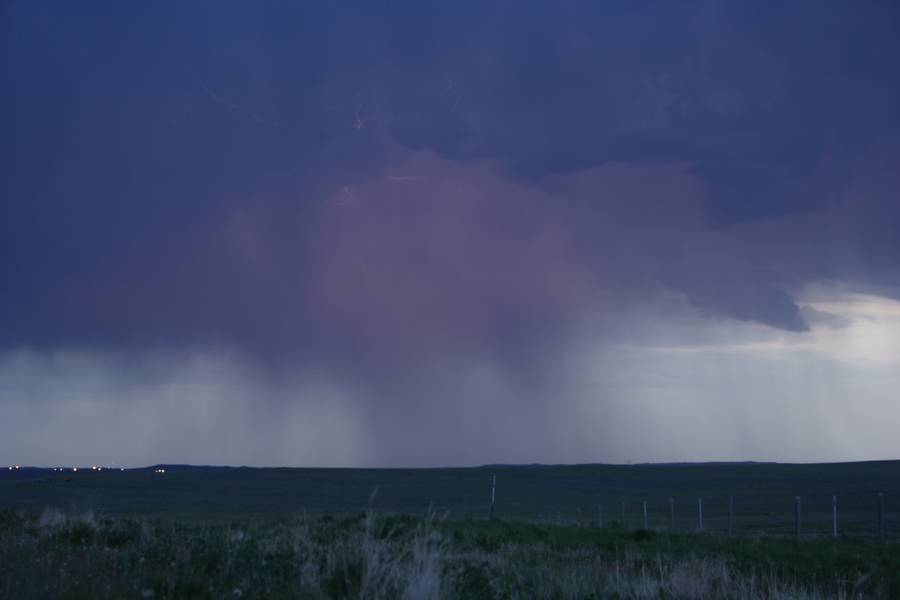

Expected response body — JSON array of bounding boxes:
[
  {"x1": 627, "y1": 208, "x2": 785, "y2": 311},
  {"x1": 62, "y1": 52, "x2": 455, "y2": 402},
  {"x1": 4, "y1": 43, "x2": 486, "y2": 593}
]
[{"x1": 0, "y1": 508, "x2": 891, "y2": 599}]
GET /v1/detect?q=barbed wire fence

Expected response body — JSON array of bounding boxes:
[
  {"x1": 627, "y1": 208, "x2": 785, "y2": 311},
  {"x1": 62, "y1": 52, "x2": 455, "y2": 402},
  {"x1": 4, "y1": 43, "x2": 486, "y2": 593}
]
[{"x1": 485, "y1": 474, "x2": 897, "y2": 541}]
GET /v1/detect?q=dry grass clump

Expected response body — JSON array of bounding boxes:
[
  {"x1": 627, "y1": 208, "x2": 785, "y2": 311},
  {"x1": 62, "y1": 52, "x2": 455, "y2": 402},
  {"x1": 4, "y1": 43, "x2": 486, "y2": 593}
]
[
  {"x1": 39, "y1": 507, "x2": 97, "y2": 529},
  {"x1": 291, "y1": 510, "x2": 446, "y2": 599}
]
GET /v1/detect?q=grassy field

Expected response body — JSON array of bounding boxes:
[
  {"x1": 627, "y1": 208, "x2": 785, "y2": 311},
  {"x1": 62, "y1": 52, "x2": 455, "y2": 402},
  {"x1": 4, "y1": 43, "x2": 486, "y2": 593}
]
[
  {"x1": 3, "y1": 462, "x2": 899, "y2": 598},
  {"x1": 1, "y1": 508, "x2": 898, "y2": 599},
  {"x1": 2, "y1": 461, "x2": 899, "y2": 536}
]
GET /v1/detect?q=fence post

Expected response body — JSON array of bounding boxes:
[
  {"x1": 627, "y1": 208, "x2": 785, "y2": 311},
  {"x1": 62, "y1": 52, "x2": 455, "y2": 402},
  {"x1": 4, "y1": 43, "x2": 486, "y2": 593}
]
[
  {"x1": 622, "y1": 501, "x2": 626, "y2": 529},
  {"x1": 878, "y1": 492, "x2": 885, "y2": 543},
  {"x1": 490, "y1": 474, "x2": 496, "y2": 521},
  {"x1": 598, "y1": 504, "x2": 603, "y2": 528},
  {"x1": 642, "y1": 500, "x2": 648, "y2": 529},
  {"x1": 698, "y1": 498, "x2": 703, "y2": 532},
  {"x1": 556, "y1": 510, "x2": 561, "y2": 526},
  {"x1": 832, "y1": 495, "x2": 838, "y2": 539},
  {"x1": 794, "y1": 496, "x2": 801, "y2": 539},
  {"x1": 728, "y1": 495, "x2": 734, "y2": 534},
  {"x1": 669, "y1": 497, "x2": 675, "y2": 532}
]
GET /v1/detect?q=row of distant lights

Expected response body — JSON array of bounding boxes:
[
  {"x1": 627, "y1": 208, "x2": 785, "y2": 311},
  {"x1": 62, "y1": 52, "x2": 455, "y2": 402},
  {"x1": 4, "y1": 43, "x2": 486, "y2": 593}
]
[
  {"x1": 8, "y1": 465, "x2": 127, "y2": 472},
  {"x1": 8, "y1": 465, "x2": 167, "y2": 474}
]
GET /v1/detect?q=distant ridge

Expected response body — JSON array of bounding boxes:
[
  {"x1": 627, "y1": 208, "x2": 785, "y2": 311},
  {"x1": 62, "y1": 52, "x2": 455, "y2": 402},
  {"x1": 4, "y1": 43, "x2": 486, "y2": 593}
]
[
  {"x1": 8, "y1": 459, "x2": 900, "y2": 478},
  {"x1": 635, "y1": 461, "x2": 779, "y2": 466},
  {"x1": 478, "y1": 461, "x2": 778, "y2": 468}
]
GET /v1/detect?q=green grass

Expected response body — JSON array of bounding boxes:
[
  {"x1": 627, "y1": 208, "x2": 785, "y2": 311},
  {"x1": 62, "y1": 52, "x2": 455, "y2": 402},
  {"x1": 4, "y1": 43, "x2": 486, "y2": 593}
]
[
  {"x1": 2, "y1": 461, "x2": 898, "y2": 537},
  {"x1": 1, "y1": 509, "x2": 898, "y2": 599},
  {"x1": 3, "y1": 462, "x2": 899, "y2": 597}
]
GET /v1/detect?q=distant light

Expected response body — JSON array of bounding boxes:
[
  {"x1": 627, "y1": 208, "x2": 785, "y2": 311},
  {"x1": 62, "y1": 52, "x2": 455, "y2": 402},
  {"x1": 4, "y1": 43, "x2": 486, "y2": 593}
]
[
  {"x1": 120, "y1": 468, "x2": 125, "y2": 472},
  {"x1": 73, "y1": 467, "x2": 78, "y2": 472}
]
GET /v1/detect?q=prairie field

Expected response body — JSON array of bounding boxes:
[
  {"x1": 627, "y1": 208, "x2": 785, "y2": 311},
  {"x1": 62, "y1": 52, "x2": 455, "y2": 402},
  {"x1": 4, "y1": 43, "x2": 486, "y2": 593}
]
[
  {"x1": 3, "y1": 462, "x2": 900, "y2": 598},
  {"x1": 3, "y1": 462, "x2": 900, "y2": 530},
  {"x1": 2, "y1": 508, "x2": 899, "y2": 599}
]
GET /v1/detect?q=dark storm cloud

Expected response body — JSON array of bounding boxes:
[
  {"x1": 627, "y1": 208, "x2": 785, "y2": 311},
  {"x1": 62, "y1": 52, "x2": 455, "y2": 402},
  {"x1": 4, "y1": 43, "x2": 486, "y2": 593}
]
[
  {"x1": 4, "y1": 0, "x2": 900, "y2": 363},
  {"x1": 383, "y1": 1, "x2": 900, "y2": 222}
]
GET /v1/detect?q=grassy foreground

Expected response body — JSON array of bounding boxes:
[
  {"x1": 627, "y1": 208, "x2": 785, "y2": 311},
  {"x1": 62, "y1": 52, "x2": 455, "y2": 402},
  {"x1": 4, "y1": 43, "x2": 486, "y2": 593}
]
[{"x1": 1, "y1": 508, "x2": 898, "y2": 599}]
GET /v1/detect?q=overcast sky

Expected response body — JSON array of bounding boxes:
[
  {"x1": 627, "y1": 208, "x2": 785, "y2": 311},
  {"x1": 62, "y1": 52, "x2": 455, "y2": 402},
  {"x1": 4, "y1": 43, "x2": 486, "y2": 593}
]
[{"x1": 4, "y1": 1, "x2": 900, "y2": 467}]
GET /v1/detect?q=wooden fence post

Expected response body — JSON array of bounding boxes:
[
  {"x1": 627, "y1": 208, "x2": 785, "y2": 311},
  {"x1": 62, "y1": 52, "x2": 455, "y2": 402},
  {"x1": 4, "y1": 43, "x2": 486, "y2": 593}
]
[
  {"x1": 622, "y1": 501, "x2": 626, "y2": 528},
  {"x1": 728, "y1": 495, "x2": 734, "y2": 534},
  {"x1": 832, "y1": 495, "x2": 838, "y2": 539},
  {"x1": 490, "y1": 474, "x2": 496, "y2": 521},
  {"x1": 878, "y1": 492, "x2": 885, "y2": 543},
  {"x1": 698, "y1": 498, "x2": 703, "y2": 532},
  {"x1": 642, "y1": 500, "x2": 648, "y2": 530},
  {"x1": 794, "y1": 496, "x2": 801, "y2": 539},
  {"x1": 669, "y1": 497, "x2": 675, "y2": 532}
]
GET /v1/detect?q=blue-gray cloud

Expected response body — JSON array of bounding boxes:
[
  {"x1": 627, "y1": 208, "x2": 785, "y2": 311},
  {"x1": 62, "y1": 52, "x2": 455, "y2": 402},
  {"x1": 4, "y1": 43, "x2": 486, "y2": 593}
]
[{"x1": 3, "y1": 0, "x2": 900, "y2": 362}]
